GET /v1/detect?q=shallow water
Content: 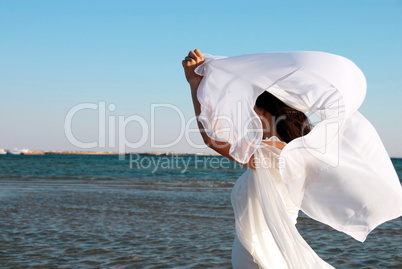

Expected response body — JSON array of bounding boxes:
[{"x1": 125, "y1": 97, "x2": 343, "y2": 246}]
[{"x1": 0, "y1": 155, "x2": 401, "y2": 268}]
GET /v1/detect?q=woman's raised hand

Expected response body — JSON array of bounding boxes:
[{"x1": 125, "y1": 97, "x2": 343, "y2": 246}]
[{"x1": 182, "y1": 49, "x2": 204, "y2": 88}]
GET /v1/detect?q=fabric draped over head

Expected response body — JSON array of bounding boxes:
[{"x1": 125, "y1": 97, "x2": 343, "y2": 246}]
[{"x1": 195, "y1": 51, "x2": 402, "y2": 242}]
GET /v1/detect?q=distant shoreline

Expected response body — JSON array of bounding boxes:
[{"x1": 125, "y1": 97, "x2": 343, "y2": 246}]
[
  {"x1": 1, "y1": 150, "x2": 221, "y2": 157},
  {"x1": 1, "y1": 150, "x2": 400, "y2": 159}
]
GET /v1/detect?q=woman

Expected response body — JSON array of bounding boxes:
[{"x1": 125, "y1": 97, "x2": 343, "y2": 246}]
[{"x1": 182, "y1": 49, "x2": 402, "y2": 268}]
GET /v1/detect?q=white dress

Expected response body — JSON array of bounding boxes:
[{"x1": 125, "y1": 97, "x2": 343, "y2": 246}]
[
  {"x1": 231, "y1": 137, "x2": 333, "y2": 268},
  {"x1": 193, "y1": 52, "x2": 402, "y2": 268}
]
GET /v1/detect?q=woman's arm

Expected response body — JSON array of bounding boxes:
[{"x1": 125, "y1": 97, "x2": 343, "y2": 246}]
[{"x1": 182, "y1": 49, "x2": 256, "y2": 169}]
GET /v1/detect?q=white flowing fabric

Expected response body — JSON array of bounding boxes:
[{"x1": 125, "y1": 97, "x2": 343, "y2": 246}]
[
  {"x1": 231, "y1": 140, "x2": 333, "y2": 268},
  {"x1": 194, "y1": 52, "x2": 402, "y2": 268}
]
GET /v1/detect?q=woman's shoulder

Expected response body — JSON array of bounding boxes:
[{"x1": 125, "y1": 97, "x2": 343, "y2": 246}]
[{"x1": 261, "y1": 136, "x2": 286, "y2": 150}]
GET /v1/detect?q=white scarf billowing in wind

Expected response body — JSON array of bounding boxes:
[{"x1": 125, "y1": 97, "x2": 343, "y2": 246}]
[{"x1": 194, "y1": 51, "x2": 402, "y2": 268}]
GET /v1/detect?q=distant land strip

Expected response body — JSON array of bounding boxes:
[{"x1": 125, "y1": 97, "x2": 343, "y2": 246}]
[{"x1": 5, "y1": 151, "x2": 220, "y2": 156}]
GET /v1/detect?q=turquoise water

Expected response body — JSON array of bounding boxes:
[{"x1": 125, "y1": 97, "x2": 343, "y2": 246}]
[{"x1": 0, "y1": 155, "x2": 401, "y2": 268}]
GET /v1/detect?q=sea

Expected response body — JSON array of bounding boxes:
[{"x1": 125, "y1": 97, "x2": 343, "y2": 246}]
[{"x1": 0, "y1": 154, "x2": 401, "y2": 268}]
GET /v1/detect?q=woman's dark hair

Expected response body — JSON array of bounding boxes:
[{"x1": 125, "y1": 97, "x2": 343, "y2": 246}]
[{"x1": 255, "y1": 91, "x2": 311, "y2": 143}]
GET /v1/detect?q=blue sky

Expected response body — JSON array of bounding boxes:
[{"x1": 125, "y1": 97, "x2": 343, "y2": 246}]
[{"x1": 1, "y1": 0, "x2": 401, "y2": 156}]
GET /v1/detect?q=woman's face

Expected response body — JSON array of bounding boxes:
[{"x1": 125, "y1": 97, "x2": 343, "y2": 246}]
[
  {"x1": 254, "y1": 106, "x2": 274, "y2": 139},
  {"x1": 254, "y1": 105, "x2": 264, "y2": 118}
]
